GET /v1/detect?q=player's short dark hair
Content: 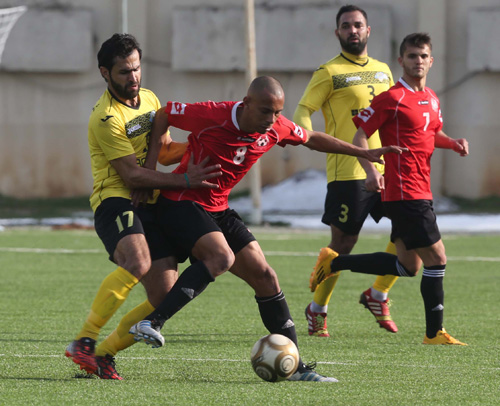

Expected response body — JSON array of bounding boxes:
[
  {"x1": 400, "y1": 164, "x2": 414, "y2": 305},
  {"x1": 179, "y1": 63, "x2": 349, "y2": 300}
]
[
  {"x1": 336, "y1": 4, "x2": 368, "y2": 28},
  {"x1": 97, "y1": 33, "x2": 142, "y2": 71},
  {"x1": 399, "y1": 33, "x2": 432, "y2": 57}
]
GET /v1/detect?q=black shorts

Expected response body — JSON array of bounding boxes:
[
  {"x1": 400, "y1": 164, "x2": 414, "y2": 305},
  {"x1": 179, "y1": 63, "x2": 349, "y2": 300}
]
[
  {"x1": 322, "y1": 180, "x2": 386, "y2": 235},
  {"x1": 155, "y1": 196, "x2": 256, "y2": 263},
  {"x1": 209, "y1": 208, "x2": 256, "y2": 254},
  {"x1": 94, "y1": 197, "x2": 172, "y2": 262},
  {"x1": 383, "y1": 200, "x2": 441, "y2": 250}
]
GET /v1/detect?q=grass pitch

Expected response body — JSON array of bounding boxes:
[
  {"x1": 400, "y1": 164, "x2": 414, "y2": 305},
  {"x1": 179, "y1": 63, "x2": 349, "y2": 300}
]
[{"x1": 0, "y1": 227, "x2": 498, "y2": 405}]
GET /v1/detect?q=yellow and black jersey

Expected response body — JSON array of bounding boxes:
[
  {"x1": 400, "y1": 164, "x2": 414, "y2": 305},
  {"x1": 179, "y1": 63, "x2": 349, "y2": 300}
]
[
  {"x1": 297, "y1": 52, "x2": 393, "y2": 182},
  {"x1": 88, "y1": 88, "x2": 161, "y2": 212}
]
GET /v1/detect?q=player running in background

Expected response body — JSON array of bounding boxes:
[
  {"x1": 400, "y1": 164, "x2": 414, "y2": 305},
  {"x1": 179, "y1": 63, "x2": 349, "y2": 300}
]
[
  {"x1": 128, "y1": 76, "x2": 406, "y2": 382},
  {"x1": 294, "y1": 4, "x2": 399, "y2": 337},
  {"x1": 310, "y1": 33, "x2": 468, "y2": 345},
  {"x1": 64, "y1": 33, "x2": 221, "y2": 379}
]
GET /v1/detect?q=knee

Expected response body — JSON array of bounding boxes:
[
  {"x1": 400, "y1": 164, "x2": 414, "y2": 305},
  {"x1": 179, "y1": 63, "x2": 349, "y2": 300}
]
[
  {"x1": 205, "y1": 248, "x2": 235, "y2": 278},
  {"x1": 120, "y1": 255, "x2": 151, "y2": 280},
  {"x1": 331, "y1": 234, "x2": 358, "y2": 254},
  {"x1": 398, "y1": 261, "x2": 419, "y2": 277},
  {"x1": 255, "y1": 266, "x2": 279, "y2": 285}
]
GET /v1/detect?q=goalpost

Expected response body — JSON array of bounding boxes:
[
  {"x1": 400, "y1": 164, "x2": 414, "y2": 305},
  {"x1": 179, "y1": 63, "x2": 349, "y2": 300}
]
[{"x1": 0, "y1": 5, "x2": 27, "y2": 65}]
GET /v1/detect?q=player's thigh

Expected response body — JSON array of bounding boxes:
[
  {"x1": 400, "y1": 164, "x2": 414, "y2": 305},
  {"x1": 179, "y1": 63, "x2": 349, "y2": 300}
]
[{"x1": 94, "y1": 197, "x2": 151, "y2": 273}]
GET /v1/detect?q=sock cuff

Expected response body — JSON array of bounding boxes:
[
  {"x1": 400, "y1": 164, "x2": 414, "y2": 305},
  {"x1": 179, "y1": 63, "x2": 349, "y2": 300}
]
[
  {"x1": 196, "y1": 261, "x2": 215, "y2": 282},
  {"x1": 115, "y1": 266, "x2": 140, "y2": 288},
  {"x1": 255, "y1": 290, "x2": 284, "y2": 303},
  {"x1": 395, "y1": 260, "x2": 412, "y2": 277},
  {"x1": 423, "y1": 266, "x2": 446, "y2": 278}
]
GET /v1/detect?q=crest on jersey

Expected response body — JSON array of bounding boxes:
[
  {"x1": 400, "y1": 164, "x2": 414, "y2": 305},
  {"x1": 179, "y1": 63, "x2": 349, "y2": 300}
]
[
  {"x1": 170, "y1": 102, "x2": 186, "y2": 115},
  {"x1": 256, "y1": 135, "x2": 269, "y2": 147},
  {"x1": 431, "y1": 98, "x2": 439, "y2": 112},
  {"x1": 293, "y1": 124, "x2": 305, "y2": 139},
  {"x1": 375, "y1": 71, "x2": 389, "y2": 82},
  {"x1": 357, "y1": 106, "x2": 374, "y2": 123}
]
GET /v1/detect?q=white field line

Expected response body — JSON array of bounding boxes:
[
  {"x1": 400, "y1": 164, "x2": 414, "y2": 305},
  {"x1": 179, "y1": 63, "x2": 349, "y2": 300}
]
[
  {"x1": 0, "y1": 247, "x2": 102, "y2": 254},
  {"x1": 0, "y1": 246, "x2": 499, "y2": 262},
  {"x1": 2, "y1": 353, "x2": 499, "y2": 370}
]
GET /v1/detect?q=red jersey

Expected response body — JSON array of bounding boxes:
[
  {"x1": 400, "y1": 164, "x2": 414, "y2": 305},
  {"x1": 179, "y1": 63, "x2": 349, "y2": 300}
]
[
  {"x1": 161, "y1": 100, "x2": 307, "y2": 211},
  {"x1": 352, "y1": 79, "x2": 443, "y2": 201}
]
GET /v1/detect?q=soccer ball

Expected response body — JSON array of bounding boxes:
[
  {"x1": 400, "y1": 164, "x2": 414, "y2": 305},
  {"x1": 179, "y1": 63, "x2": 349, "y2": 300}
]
[{"x1": 250, "y1": 334, "x2": 299, "y2": 382}]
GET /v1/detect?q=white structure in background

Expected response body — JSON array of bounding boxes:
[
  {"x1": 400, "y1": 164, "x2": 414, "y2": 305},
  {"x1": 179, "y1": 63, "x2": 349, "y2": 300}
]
[{"x1": 0, "y1": 0, "x2": 499, "y2": 210}]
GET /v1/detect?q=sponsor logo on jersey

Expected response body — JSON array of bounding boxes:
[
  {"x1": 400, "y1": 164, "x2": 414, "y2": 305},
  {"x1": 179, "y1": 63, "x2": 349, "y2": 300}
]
[
  {"x1": 170, "y1": 102, "x2": 186, "y2": 115},
  {"x1": 238, "y1": 136, "x2": 257, "y2": 143},
  {"x1": 418, "y1": 100, "x2": 429, "y2": 105},
  {"x1": 357, "y1": 106, "x2": 374, "y2": 122},
  {"x1": 345, "y1": 75, "x2": 362, "y2": 83},
  {"x1": 256, "y1": 135, "x2": 269, "y2": 147},
  {"x1": 127, "y1": 124, "x2": 141, "y2": 135},
  {"x1": 125, "y1": 111, "x2": 154, "y2": 139},
  {"x1": 101, "y1": 115, "x2": 113, "y2": 122},
  {"x1": 293, "y1": 124, "x2": 305, "y2": 139},
  {"x1": 375, "y1": 71, "x2": 389, "y2": 82}
]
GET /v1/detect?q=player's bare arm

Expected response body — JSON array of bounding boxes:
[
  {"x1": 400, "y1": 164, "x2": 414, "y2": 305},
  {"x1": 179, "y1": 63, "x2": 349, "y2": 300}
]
[
  {"x1": 352, "y1": 127, "x2": 385, "y2": 192},
  {"x1": 158, "y1": 139, "x2": 188, "y2": 166},
  {"x1": 111, "y1": 150, "x2": 221, "y2": 191},
  {"x1": 435, "y1": 130, "x2": 469, "y2": 157},
  {"x1": 303, "y1": 129, "x2": 406, "y2": 164}
]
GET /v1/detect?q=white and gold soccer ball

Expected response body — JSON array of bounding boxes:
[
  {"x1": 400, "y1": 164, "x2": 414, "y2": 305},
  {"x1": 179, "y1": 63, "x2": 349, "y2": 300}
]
[{"x1": 250, "y1": 334, "x2": 299, "y2": 382}]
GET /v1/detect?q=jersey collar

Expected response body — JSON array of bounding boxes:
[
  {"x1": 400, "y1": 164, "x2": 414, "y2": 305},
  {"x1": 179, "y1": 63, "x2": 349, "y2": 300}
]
[
  {"x1": 232, "y1": 101, "x2": 243, "y2": 131},
  {"x1": 340, "y1": 51, "x2": 369, "y2": 67},
  {"x1": 107, "y1": 88, "x2": 141, "y2": 110}
]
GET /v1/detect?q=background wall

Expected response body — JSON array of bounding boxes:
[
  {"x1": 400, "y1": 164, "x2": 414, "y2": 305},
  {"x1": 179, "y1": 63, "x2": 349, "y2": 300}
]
[{"x1": 0, "y1": 0, "x2": 499, "y2": 199}]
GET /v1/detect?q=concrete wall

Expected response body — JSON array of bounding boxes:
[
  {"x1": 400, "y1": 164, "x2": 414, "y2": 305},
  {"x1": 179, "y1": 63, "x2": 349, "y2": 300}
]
[{"x1": 0, "y1": 0, "x2": 499, "y2": 199}]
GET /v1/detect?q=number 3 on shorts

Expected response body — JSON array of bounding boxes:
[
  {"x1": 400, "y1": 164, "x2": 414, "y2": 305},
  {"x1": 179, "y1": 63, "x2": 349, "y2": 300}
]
[
  {"x1": 339, "y1": 204, "x2": 349, "y2": 223},
  {"x1": 115, "y1": 210, "x2": 134, "y2": 233}
]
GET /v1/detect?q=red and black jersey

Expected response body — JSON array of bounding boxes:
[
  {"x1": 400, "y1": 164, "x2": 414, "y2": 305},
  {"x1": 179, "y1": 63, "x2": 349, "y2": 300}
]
[
  {"x1": 353, "y1": 78, "x2": 443, "y2": 201},
  {"x1": 161, "y1": 100, "x2": 307, "y2": 211}
]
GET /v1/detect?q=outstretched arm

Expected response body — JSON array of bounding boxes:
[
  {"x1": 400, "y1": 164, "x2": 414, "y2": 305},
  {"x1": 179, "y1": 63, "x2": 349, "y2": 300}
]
[
  {"x1": 435, "y1": 130, "x2": 469, "y2": 157},
  {"x1": 303, "y1": 129, "x2": 406, "y2": 164},
  {"x1": 352, "y1": 127, "x2": 385, "y2": 192}
]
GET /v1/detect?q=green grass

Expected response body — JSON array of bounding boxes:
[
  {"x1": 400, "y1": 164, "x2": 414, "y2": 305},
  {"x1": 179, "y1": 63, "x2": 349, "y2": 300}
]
[{"x1": 0, "y1": 228, "x2": 498, "y2": 405}]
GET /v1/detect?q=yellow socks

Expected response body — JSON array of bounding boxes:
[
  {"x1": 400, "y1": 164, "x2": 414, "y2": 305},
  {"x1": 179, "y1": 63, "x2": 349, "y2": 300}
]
[
  {"x1": 96, "y1": 300, "x2": 155, "y2": 357},
  {"x1": 313, "y1": 272, "x2": 340, "y2": 307},
  {"x1": 76, "y1": 266, "x2": 139, "y2": 341},
  {"x1": 372, "y1": 242, "x2": 398, "y2": 294}
]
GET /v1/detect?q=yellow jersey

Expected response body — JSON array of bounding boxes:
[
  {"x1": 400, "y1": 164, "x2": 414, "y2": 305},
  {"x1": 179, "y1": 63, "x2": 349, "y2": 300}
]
[
  {"x1": 296, "y1": 52, "x2": 393, "y2": 182},
  {"x1": 88, "y1": 88, "x2": 161, "y2": 212}
]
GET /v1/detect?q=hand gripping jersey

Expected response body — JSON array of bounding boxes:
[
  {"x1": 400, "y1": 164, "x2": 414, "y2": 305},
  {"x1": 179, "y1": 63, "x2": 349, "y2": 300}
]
[
  {"x1": 88, "y1": 88, "x2": 162, "y2": 212},
  {"x1": 297, "y1": 52, "x2": 393, "y2": 182},
  {"x1": 352, "y1": 78, "x2": 443, "y2": 202},
  {"x1": 161, "y1": 101, "x2": 308, "y2": 211}
]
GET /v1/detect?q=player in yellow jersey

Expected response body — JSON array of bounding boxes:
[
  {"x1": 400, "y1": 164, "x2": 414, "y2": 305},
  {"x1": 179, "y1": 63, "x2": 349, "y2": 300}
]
[
  {"x1": 293, "y1": 5, "x2": 399, "y2": 337},
  {"x1": 65, "y1": 33, "x2": 221, "y2": 378}
]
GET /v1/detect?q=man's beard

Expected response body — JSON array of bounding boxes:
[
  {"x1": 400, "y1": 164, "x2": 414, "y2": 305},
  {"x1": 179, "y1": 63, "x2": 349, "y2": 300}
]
[
  {"x1": 109, "y1": 75, "x2": 141, "y2": 100},
  {"x1": 339, "y1": 36, "x2": 368, "y2": 55}
]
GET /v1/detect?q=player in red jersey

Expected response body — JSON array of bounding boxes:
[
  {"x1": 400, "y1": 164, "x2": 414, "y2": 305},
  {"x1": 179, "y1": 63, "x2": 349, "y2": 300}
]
[
  {"x1": 128, "y1": 76, "x2": 406, "y2": 382},
  {"x1": 310, "y1": 33, "x2": 469, "y2": 345}
]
